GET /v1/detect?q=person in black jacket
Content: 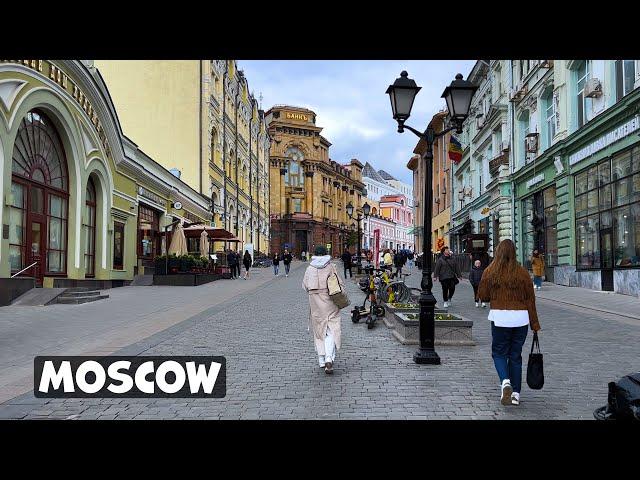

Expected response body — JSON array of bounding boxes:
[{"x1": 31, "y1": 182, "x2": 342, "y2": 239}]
[
  {"x1": 393, "y1": 250, "x2": 404, "y2": 278},
  {"x1": 242, "y1": 250, "x2": 252, "y2": 280},
  {"x1": 341, "y1": 249, "x2": 353, "y2": 278},
  {"x1": 469, "y1": 259, "x2": 486, "y2": 308},
  {"x1": 272, "y1": 251, "x2": 280, "y2": 276},
  {"x1": 282, "y1": 249, "x2": 293, "y2": 277},
  {"x1": 226, "y1": 249, "x2": 236, "y2": 279},
  {"x1": 433, "y1": 246, "x2": 462, "y2": 308}
]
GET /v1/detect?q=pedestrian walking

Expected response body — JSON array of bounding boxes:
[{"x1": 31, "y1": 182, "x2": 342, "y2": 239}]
[
  {"x1": 341, "y1": 249, "x2": 353, "y2": 278},
  {"x1": 283, "y1": 249, "x2": 292, "y2": 277},
  {"x1": 433, "y1": 246, "x2": 461, "y2": 308},
  {"x1": 393, "y1": 249, "x2": 404, "y2": 278},
  {"x1": 469, "y1": 259, "x2": 486, "y2": 308},
  {"x1": 407, "y1": 249, "x2": 415, "y2": 270},
  {"x1": 301, "y1": 250, "x2": 306, "y2": 262},
  {"x1": 226, "y1": 249, "x2": 237, "y2": 279},
  {"x1": 383, "y1": 248, "x2": 393, "y2": 273},
  {"x1": 478, "y1": 239, "x2": 541, "y2": 407},
  {"x1": 302, "y1": 245, "x2": 344, "y2": 374},
  {"x1": 272, "y1": 251, "x2": 280, "y2": 276},
  {"x1": 531, "y1": 249, "x2": 545, "y2": 290},
  {"x1": 242, "y1": 250, "x2": 252, "y2": 280},
  {"x1": 232, "y1": 250, "x2": 240, "y2": 279}
]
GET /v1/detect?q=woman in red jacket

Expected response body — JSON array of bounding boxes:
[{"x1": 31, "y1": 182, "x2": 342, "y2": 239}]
[{"x1": 478, "y1": 239, "x2": 541, "y2": 407}]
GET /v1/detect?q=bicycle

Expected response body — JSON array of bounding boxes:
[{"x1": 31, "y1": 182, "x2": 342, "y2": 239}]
[
  {"x1": 377, "y1": 267, "x2": 412, "y2": 304},
  {"x1": 351, "y1": 266, "x2": 386, "y2": 329}
]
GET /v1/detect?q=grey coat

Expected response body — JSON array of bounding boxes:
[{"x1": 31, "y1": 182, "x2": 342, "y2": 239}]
[{"x1": 434, "y1": 255, "x2": 461, "y2": 281}]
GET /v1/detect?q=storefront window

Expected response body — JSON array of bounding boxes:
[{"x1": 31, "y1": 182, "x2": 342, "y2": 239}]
[
  {"x1": 9, "y1": 182, "x2": 26, "y2": 271},
  {"x1": 138, "y1": 205, "x2": 160, "y2": 259},
  {"x1": 522, "y1": 185, "x2": 558, "y2": 267},
  {"x1": 113, "y1": 222, "x2": 124, "y2": 270},
  {"x1": 47, "y1": 194, "x2": 67, "y2": 273},
  {"x1": 575, "y1": 146, "x2": 640, "y2": 270}
]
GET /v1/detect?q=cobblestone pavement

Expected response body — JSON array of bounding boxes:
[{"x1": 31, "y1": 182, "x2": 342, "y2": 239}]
[{"x1": 1, "y1": 261, "x2": 638, "y2": 420}]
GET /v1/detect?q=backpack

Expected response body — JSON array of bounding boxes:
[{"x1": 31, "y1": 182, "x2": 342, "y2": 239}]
[{"x1": 594, "y1": 372, "x2": 640, "y2": 421}]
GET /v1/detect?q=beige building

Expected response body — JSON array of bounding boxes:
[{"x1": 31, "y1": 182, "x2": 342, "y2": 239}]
[
  {"x1": 407, "y1": 111, "x2": 452, "y2": 253},
  {"x1": 265, "y1": 106, "x2": 366, "y2": 257},
  {"x1": 95, "y1": 60, "x2": 271, "y2": 255}
]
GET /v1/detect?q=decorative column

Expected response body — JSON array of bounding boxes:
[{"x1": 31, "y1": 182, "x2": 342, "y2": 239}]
[
  {"x1": 305, "y1": 170, "x2": 314, "y2": 215},
  {"x1": 280, "y1": 167, "x2": 287, "y2": 215}
]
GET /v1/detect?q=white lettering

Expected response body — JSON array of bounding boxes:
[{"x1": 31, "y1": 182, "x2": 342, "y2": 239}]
[
  {"x1": 76, "y1": 361, "x2": 106, "y2": 394},
  {"x1": 570, "y1": 115, "x2": 640, "y2": 166},
  {"x1": 39, "y1": 361, "x2": 74, "y2": 393},
  {"x1": 106, "y1": 361, "x2": 134, "y2": 394},
  {"x1": 186, "y1": 361, "x2": 221, "y2": 394},
  {"x1": 155, "y1": 361, "x2": 186, "y2": 394},
  {"x1": 134, "y1": 361, "x2": 155, "y2": 394}
]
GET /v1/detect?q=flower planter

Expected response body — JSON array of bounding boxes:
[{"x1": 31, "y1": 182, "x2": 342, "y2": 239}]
[
  {"x1": 384, "y1": 302, "x2": 448, "y2": 328},
  {"x1": 391, "y1": 312, "x2": 475, "y2": 346}
]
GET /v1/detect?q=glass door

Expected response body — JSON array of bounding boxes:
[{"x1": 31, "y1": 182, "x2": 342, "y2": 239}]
[{"x1": 600, "y1": 227, "x2": 614, "y2": 291}]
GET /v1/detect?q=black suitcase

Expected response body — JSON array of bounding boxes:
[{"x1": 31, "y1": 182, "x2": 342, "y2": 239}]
[{"x1": 594, "y1": 372, "x2": 640, "y2": 421}]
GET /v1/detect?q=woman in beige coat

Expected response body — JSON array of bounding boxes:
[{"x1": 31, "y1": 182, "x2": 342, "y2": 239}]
[{"x1": 302, "y1": 245, "x2": 344, "y2": 374}]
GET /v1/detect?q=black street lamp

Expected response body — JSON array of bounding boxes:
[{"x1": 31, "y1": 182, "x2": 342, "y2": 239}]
[
  {"x1": 347, "y1": 201, "x2": 371, "y2": 274},
  {"x1": 386, "y1": 71, "x2": 477, "y2": 365}
]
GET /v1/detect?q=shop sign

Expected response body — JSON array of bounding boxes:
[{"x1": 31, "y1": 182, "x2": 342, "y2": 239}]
[
  {"x1": 286, "y1": 112, "x2": 308, "y2": 121},
  {"x1": 1, "y1": 60, "x2": 112, "y2": 158},
  {"x1": 138, "y1": 186, "x2": 166, "y2": 208},
  {"x1": 569, "y1": 115, "x2": 640, "y2": 166},
  {"x1": 526, "y1": 173, "x2": 545, "y2": 189}
]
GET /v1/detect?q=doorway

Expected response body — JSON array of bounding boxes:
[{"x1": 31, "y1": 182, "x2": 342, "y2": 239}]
[
  {"x1": 600, "y1": 227, "x2": 614, "y2": 291},
  {"x1": 295, "y1": 230, "x2": 308, "y2": 257}
]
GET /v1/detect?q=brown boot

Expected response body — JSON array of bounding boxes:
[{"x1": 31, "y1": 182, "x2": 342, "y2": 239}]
[{"x1": 324, "y1": 361, "x2": 333, "y2": 374}]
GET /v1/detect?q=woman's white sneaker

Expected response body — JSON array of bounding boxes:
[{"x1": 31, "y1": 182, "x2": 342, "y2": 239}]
[
  {"x1": 475, "y1": 301, "x2": 480, "y2": 308},
  {"x1": 501, "y1": 379, "x2": 513, "y2": 405},
  {"x1": 511, "y1": 392, "x2": 520, "y2": 406},
  {"x1": 482, "y1": 302, "x2": 487, "y2": 308}
]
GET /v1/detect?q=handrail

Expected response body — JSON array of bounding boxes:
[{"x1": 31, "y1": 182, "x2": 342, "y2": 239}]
[{"x1": 11, "y1": 262, "x2": 37, "y2": 278}]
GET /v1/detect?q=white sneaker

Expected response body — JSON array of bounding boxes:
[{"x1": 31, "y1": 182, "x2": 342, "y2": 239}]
[
  {"x1": 443, "y1": 301, "x2": 449, "y2": 308},
  {"x1": 482, "y1": 302, "x2": 487, "y2": 308},
  {"x1": 501, "y1": 379, "x2": 513, "y2": 406},
  {"x1": 511, "y1": 392, "x2": 520, "y2": 406},
  {"x1": 475, "y1": 301, "x2": 480, "y2": 308}
]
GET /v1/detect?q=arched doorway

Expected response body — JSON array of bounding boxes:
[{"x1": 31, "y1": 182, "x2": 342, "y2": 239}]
[
  {"x1": 10, "y1": 110, "x2": 69, "y2": 285},
  {"x1": 84, "y1": 177, "x2": 97, "y2": 277}
]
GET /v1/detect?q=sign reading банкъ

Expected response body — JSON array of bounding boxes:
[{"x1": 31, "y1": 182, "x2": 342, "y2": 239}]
[
  {"x1": 569, "y1": 115, "x2": 640, "y2": 167},
  {"x1": 286, "y1": 112, "x2": 309, "y2": 121}
]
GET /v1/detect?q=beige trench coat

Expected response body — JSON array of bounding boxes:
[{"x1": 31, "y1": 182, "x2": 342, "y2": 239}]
[{"x1": 302, "y1": 259, "x2": 344, "y2": 356}]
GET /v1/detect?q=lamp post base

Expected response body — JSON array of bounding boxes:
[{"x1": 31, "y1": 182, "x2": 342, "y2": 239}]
[{"x1": 413, "y1": 348, "x2": 441, "y2": 365}]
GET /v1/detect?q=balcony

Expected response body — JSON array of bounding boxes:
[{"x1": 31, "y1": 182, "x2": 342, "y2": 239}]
[{"x1": 489, "y1": 151, "x2": 509, "y2": 176}]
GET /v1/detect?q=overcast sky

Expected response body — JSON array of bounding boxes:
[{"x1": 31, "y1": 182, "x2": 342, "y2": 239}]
[{"x1": 239, "y1": 60, "x2": 476, "y2": 185}]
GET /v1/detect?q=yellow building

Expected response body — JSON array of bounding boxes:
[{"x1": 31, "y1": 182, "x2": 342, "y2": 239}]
[
  {"x1": 95, "y1": 60, "x2": 271, "y2": 255},
  {"x1": 266, "y1": 106, "x2": 366, "y2": 257}
]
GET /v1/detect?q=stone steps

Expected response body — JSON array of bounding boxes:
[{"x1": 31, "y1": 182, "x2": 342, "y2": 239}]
[{"x1": 55, "y1": 288, "x2": 109, "y2": 305}]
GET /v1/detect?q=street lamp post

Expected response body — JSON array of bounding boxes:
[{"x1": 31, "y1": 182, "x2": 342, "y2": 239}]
[
  {"x1": 347, "y1": 201, "x2": 371, "y2": 274},
  {"x1": 386, "y1": 71, "x2": 477, "y2": 365}
]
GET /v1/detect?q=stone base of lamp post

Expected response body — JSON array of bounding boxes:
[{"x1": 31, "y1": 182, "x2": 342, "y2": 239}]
[{"x1": 413, "y1": 290, "x2": 441, "y2": 365}]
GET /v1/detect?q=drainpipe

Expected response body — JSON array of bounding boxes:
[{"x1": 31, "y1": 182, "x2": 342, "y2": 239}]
[
  {"x1": 223, "y1": 63, "x2": 228, "y2": 242},
  {"x1": 249, "y1": 103, "x2": 253, "y2": 245},
  {"x1": 509, "y1": 59, "x2": 517, "y2": 254},
  {"x1": 235, "y1": 88, "x2": 240, "y2": 241},
  {"x1": 199, "y1": 61, "x2": 203, "y2": 195}
]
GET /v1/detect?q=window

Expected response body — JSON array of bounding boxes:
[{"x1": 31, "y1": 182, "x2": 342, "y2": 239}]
[
  {"x1": 84, "y1": 178, "x2": 96, "y2": 277},
  {"x1": 575, "y1": 146, "x2": 640, "y2": 269},
  {"x1": 284, "y1": 147, "x2": 303, "y2": 187},
  {"x1": 113, "y1": 222, "x2": 125, "y2": 270},
  {"x1": 522, "y1": 186, "x2": 558, "y2": 268},
  {"x1": 138, "y1": 205, "x2": 160, "y2": 258},
  {"x1": 9, "y1": 182, "x2": 26, "y2": 271},
  {"x1": 575, "y1": 61, "x2": 590, "y2": 129},
  {"x1": 616, "y1": 60, "x2": 637, "y2": 101},
  {"x1": 543, "y1": 90, "x2": 556, "y2": 150},
  {"x1": 292, "y1": 198, "x2": 302, "y2": 212}
]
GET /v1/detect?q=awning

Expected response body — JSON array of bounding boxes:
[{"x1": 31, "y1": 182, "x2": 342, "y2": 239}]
[
  {"x1": 446, "y1": 219, "x2": 473, "y2": 235},
  {"x1": 181, "y1": 225, "x2": 235, "y2": 239}
]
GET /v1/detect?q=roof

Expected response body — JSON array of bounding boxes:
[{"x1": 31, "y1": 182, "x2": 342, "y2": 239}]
[
  {"x1": 378, "y1": 170, "x2": 396, "y2": 181},
  {"x1": 362, "y1": 162, "x2": 387, "y2": 184}
]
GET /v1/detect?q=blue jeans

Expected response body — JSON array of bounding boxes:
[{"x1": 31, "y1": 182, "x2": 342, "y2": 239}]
[
  {"x1": 284, "y1": 263, "x2": 290, "y2": 275},
  {"x1": 533, "y1": 276, "x2": 542, "y2": 288},
  {"x1": 274, "y1": 265, "x2": 279, "y2": 275},
  {"x1": 491, "y1": 322, "x2": 528, "y2": 393}
]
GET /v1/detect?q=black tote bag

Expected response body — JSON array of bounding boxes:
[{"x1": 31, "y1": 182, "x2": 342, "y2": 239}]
[{"x1": 526, "y1": 332, "x2": 544, "y2": 390}]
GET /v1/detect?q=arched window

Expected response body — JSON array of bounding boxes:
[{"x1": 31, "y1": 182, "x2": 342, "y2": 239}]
[
  {"x1": 211, "y1": 128, "x2": 220, "y2": 167},
  {"x1": 284, "y1": 147, "x2": 304, "y2": 187},
  {"x1": 84, "y1": 178, "x2": 96, "y2": 277},
  {"x1": 10, "y1": 110, "x2": 69, "y2": 283}
]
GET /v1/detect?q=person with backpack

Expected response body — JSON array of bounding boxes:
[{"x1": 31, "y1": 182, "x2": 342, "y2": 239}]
[
  {"x1": 341, "y1": 249, "x2": 353, "y2": 278},
  {"x1": 272, "y1": 251, "x2": 280, "y2": 276},
  {"x1": 433, "y1": 246, "x2": 461, "y2": 308},
  {"x1": 242, "y1": 250, "x2": 252, "y2": 280},
  {"x1": 469, "y1": 259, "x2": 487, "y2": 308},
  {"x1": 478, "y1": 239, "x2": 541, "y2": 407},
  {"x1": 282, "y1": 249, "x2": 293, "y2": 277},
  {"x1": 302, "y1": 245, "x2": 344, "y2": 374}
]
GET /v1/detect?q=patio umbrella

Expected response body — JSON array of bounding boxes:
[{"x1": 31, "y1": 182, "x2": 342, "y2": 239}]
[
  {"x1": 168, "y1": 222, "x2": 188, "y2": 256},
  {"x1": 199, "y1": 228, "x2": 209, "y2": 257}
]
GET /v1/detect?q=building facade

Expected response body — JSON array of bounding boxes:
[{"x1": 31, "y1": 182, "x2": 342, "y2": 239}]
[
  {"x1": 379, "y1": 194, "x2": 414, "y2": 251},
  {"x1": 0, "y1": 60, "x2": 211, "y2": 304},
  {"x1": 363, "y1": 213, "x2": 397, "y2": 253},
  {"x1": 450, "y1": 60, "x2": 512, "y2": 256},
  {"x1": 95, "y1": 60, "x2": 271, "y2": 255},
  {"x1": 409, "y1": 111, "x2": 452, "y2": 254},
  {"x1": 511, "y1": 60, "x2": 640, "y2": 296},
  {"x1": 265, "y1": 106, "x2": 366, "y2": 257}
]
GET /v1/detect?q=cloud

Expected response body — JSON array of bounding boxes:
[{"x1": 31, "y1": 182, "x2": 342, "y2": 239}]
[{"x1": 239, "y1": 60, "x2": 476, "y2": 185}]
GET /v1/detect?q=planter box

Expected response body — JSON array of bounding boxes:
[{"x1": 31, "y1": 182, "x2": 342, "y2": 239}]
[
  {"x1": 391, "y1": 312, "x2": 475, "y2": 346},
  {"x1": 383, "y1": 303, "x2": 448, "y2": 329},
  {"x1": 153, "y1": 273, "x2": 221, "y2": 286}
]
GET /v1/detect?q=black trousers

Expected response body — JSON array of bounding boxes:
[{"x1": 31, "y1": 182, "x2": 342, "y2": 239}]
[
  {"x1": 232, "y1": 264, "x2": 240, "y2": 278},
  {"x1": 344, "y1": 265, "x2": 352, "y2": 278},
  {"x1": 472, "y1": 284, "x2": 479, "y2": 301},
  {"x1": 441, "y1": 278, "x2": 457, "y2": 301}
]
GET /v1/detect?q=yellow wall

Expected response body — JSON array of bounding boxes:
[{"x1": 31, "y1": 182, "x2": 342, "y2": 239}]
[{"x1": 95, "y1": 60, "x2": 201, "y2": 191}]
